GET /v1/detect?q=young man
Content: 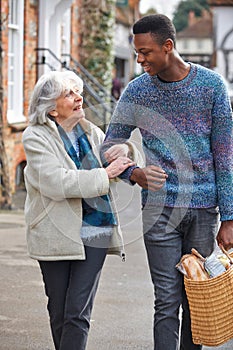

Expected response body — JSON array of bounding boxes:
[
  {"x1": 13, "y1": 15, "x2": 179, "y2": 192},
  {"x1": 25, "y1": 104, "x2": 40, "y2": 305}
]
[{"x1": 102, "y1": 14, "x2": 233, "y2": 350}]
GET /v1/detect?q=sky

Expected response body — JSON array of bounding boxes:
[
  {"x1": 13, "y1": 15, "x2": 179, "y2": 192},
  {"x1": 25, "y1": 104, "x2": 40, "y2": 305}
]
[{"x1": 139, "y1": 0, "x2": 180, "y2": 19}]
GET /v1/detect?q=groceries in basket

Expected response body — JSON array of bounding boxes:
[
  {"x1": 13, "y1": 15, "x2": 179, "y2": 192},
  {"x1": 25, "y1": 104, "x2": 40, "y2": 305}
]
[
  {"x1": 176, "y1": 245, "x2": 233, "y2": 280},
  {"x1": 183, "y1": 248, "x2": 233, "y2": 347}
]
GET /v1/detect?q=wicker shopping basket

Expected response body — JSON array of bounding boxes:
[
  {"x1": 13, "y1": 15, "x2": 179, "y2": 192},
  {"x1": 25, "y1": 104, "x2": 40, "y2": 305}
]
[{"x1": 184, "y1": 251, "x2": 233, "y2": 346}]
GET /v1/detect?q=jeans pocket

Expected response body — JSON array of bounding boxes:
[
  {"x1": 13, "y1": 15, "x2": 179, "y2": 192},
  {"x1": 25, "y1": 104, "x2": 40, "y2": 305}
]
[{"x1": 205, "y1": 206, "x2": 220, "y2": 215}]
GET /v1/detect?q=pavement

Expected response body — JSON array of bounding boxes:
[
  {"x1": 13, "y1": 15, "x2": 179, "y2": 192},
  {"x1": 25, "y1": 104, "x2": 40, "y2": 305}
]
[{"x1": 0, "y1": 183, "x2": 233, "y2": 349}]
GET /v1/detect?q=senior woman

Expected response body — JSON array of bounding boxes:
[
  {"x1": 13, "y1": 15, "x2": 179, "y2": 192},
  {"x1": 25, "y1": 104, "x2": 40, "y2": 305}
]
[{"x1": 22, "y1": 70, "x2": 136, "y2": 350}]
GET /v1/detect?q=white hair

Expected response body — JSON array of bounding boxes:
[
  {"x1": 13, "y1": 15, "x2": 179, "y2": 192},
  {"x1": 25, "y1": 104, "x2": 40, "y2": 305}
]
[{"x1": 28, "y1": 70, "x2": 83, "y2": 125}]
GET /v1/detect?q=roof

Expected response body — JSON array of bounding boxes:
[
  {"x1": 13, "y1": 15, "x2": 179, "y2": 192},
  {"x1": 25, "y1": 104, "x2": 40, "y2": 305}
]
[
  {"x1": 208, "y1": 0, "x2": 233, "y2": 5},
  {"x1": 177, "y1": 17, "x2": 213, "y2": 39}
]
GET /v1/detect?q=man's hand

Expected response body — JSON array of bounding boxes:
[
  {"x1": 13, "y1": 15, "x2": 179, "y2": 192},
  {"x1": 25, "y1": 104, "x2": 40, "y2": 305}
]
[
  {"x1": 130, "y1": 165, "x2": 168, "y2": 191},
  {"x1": 217, "y1": 220, "x2": 233, "y2": 250}
]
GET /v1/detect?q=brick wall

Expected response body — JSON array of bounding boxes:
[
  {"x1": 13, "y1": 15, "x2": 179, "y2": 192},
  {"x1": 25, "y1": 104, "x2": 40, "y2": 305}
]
[
  {"x1": 23, "y1": 0, "x2": 38, "y2": 116},
  {"x1": 71, "y1": 0, "x2": 81, "y2": 62},
  {"x1": 1, "y1": 0, "x2": 38, "y2": 194}
]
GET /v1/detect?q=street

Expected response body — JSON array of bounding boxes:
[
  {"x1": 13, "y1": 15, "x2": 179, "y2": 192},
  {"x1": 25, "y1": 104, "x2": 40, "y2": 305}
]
[
  {"x1": 0, "y1": 182, "x2": 233, "y2": 349},
  {"x1": 0, "y1": 203, "x2": 154, "y2": 350}
]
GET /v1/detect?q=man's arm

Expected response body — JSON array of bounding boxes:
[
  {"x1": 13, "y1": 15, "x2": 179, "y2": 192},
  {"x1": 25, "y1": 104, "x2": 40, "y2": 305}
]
[
  {"x1": 212, "y1": 76, "x2": 233, "y2": 249},
  {"x1": 101, "y1": 122, "x2": 136, "y2": 163},
  {"x1": 102, "y1": 123, "x2": 168, "y2": 188}
]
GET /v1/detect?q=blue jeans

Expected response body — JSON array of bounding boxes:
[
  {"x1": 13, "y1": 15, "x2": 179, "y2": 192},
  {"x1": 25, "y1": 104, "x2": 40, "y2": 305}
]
[
  {"x1": 142, "y1": 206, "x2": 219, "y2": 350},
  {"x1": 39, "y1": 244, "x2": 108, "y2": 350}
]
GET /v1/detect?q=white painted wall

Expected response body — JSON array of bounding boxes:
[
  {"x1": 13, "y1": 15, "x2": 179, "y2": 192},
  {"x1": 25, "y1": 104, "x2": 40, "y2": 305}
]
[
  {"x1": 212, "y1": 6, "x2": 233, "y2": 80},
  {"x1": 176, "y1": 38, "x2": 213, "y2": 54},
  {"x1": 38, "y1": 0, "x2": 73, "y2": 74}
]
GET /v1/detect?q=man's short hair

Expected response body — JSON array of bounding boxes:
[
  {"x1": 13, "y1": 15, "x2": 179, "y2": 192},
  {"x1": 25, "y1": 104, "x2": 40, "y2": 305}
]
[{"x1": 133, "y1": 14, "x2": 176, "y2": 46}]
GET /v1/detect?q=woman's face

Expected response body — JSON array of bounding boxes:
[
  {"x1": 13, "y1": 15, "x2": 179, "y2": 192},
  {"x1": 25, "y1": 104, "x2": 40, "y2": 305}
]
[{"x1": 52, "y1": 85, "x2": 84, "y2": 124}]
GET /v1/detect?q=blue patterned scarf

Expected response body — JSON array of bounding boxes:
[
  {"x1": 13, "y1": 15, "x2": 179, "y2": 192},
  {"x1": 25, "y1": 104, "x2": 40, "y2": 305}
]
[{"x1": 57, "y1": 123, "x2": 117, "y2": 228}]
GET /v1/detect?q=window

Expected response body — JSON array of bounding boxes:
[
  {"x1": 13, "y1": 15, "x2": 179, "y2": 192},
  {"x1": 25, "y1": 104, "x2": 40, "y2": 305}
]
[
  {"x1": 61, "y1": 9, "x2": 71, "y2": 56},
  {"x1": 7, "y1": 0, "x2": 25, "y2": 123}
]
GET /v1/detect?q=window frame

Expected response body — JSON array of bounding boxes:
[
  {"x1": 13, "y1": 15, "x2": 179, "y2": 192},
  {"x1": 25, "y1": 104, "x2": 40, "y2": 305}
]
[{"x1": 7, "y1": 0, "x2": 26, "y2": 124}]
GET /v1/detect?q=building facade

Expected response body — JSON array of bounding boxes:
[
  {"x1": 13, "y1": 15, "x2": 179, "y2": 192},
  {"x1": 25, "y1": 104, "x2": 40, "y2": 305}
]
[
  {"x1": 176, "y1": 10, "x2": 214, "y2": 68},
  {"x1": 0, "y1": 0, "x2": 139, "y2": 200},
  {"x1": 208, "y1": 0, "x2": 233, "y2": 82}
]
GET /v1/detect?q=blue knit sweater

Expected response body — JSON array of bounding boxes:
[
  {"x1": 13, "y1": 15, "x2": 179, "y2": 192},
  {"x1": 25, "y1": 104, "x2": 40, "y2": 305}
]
[{"x1": 104, "y1": 63, "x2": 233, "y2": 221}]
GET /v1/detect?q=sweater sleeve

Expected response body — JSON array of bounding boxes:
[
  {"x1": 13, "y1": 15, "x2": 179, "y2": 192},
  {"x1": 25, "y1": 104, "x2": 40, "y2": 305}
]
[
  {"x1": 23, "y1": 127, "x2": 110, "y2": 201},
  {"x1": 101, "y1": 86, "x2": 144, "y2": 182},
  {"x1": 211, "y1": 77, "x2": 233, "y2": 221}
]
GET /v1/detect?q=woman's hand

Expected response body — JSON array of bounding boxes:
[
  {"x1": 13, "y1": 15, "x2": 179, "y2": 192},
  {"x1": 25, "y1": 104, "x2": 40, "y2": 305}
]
[
  {"x1": 104, "y1": 144, "x2": 130, "y2": 163},
  {"x1": 105, "y1": 156, "x2": 135, "y2": 179}
]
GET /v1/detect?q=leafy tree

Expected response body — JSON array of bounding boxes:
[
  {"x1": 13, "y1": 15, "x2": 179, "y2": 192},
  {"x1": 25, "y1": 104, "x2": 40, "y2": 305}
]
[
  {"x1": 173, "y1": 0, "x2": 209, "y2": 32},
  {"x1": 142, "y1": 7, "x2": 158, "y2": 16},
  {"x1": 79, "y1": 0, "x2": 116, "y2": 92}
]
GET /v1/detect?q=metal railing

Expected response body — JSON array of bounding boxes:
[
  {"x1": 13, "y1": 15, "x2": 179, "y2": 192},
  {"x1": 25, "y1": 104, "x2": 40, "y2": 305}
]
[{"x1": 35, "y1": 48, "x2": 117, "y2": 129}]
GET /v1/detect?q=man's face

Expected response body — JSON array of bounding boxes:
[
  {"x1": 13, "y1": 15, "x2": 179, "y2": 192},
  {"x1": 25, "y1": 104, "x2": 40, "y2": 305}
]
[{"x1": 133, "y1": 33, "x2": 168, "y2": 77}]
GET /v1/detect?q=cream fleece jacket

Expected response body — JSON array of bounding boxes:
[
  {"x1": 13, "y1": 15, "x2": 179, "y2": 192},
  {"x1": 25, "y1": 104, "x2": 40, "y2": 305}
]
[{"x1": 23, "y1": 118, "x2": 125, "y2": 261}]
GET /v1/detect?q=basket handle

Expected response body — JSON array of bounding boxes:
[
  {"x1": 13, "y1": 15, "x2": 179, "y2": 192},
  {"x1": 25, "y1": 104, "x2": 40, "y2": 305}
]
[
  {"x1": 219, "y1": 243, "x2": 233, "y2": 265},
  {"x1": 191, "y1": 248, "x2": 206, "y2": 261}
]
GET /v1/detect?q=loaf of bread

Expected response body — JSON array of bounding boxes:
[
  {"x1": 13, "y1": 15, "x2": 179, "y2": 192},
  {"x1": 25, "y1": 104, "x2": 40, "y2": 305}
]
[
  {"x1": 176, "y1": 246, "x2": 232, "y2": 280},
  {"x1": 179, "y1": 254, "x2": 210, "y2": 280}
]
